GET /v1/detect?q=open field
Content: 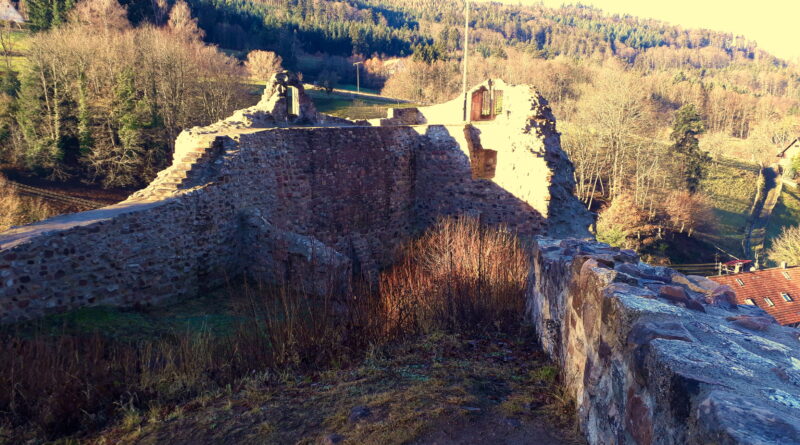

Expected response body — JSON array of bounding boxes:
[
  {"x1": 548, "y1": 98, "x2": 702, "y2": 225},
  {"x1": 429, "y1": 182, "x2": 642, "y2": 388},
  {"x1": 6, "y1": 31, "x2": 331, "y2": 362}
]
[
  {"x1": 306, "y1": 88, "x2": 417, "y2": 120},
  {"x1": 698, "y1": 156, "x2": 761, "y2": 257},
  {"x1": 0, "y1": 29, "x2": 30, "y2": 73}
]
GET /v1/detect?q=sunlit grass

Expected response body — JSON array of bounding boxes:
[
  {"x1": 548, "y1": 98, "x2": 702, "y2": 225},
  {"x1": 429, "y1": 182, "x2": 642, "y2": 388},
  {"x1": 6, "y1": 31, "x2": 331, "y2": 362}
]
[{"x1": 699, "y1": 156, "x2": 760, "y2": 256}]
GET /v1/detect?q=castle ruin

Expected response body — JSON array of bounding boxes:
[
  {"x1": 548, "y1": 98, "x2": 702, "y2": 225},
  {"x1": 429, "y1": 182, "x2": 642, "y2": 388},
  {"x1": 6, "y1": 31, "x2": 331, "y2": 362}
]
[{"x1": 1, "y1": 75, "x2": 798, "y2": 444}]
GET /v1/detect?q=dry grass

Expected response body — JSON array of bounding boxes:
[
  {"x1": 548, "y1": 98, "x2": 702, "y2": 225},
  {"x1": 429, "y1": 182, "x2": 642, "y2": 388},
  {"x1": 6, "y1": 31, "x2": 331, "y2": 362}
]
[
  {"x1": 0, "y1": 174, "x2": 57, "y2": 231},
  {"x1": 91, "y1": 331, "x2": 581, "y2": 445},
  {"x1": 0, "y1": 217, "x2": 537, "y2": 443},
  {"x1": 380, "y1": 217, "x2": 529, "y2": 336}
]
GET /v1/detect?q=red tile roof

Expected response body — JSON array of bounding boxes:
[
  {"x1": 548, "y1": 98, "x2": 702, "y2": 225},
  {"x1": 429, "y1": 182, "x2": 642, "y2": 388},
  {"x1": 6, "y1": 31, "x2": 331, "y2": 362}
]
[{"x1": 710, "y1": 267, "x2": 800, "y2": 326}]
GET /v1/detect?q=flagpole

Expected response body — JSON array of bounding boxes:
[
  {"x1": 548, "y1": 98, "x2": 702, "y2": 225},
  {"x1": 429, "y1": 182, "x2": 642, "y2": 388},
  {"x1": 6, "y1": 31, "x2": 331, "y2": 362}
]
[{"x1": 462, "y1": 0, "x2": 470, "y2": 122}]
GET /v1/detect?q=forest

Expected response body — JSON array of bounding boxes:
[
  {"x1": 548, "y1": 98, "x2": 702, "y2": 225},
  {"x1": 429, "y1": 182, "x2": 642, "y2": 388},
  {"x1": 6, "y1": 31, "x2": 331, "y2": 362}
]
[{"x1": 1, "y1": 0, "x2": 800, "y2": 264}]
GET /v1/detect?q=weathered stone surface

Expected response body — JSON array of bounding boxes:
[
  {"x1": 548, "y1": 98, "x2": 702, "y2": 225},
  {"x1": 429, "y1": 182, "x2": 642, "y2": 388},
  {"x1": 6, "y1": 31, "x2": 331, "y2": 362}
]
[
  {"x1": 726, "y1": 315, "x2": 775, "y2": 331},
  {"x1": 704, "y1": 284, "x2": 738, "y2": 309},
  {"x1": 0, "y1": 77, "x2": 591, "y2": 323},
  {"x1": 528, "y1": 238, "x2": 800, "y2": 445}
]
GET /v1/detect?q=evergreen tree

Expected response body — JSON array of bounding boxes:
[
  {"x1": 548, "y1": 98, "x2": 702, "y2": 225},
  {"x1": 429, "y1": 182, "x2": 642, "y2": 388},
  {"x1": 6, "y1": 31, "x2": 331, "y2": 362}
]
[
  {"x1": 26, "y1": 0, "x2": 52, "y2": 31},
  {"x1": 670, "y1": 104, "x2": 710, "y2": 193},
  {"x1": 113, "y1": 69, "x2": 148, "y2": 160},
  {"x1": 15, "y1": 69, "x2": 61, "y2": 173},
  {"x1": 77, "y1": 72, "x2": 92, "y2": 154}
]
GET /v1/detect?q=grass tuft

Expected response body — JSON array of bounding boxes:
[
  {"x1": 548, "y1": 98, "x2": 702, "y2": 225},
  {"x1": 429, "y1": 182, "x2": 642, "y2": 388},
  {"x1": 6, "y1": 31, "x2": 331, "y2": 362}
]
[{"x1": 0, "y1": 217, "x2": 554, "y2": 443}]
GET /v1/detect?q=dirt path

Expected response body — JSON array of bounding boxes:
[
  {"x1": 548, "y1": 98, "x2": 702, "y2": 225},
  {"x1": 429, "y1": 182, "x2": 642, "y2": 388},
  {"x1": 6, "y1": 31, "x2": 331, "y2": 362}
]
[{"x1": 743, "y1": 165, "x2": 782, "y2": 260}]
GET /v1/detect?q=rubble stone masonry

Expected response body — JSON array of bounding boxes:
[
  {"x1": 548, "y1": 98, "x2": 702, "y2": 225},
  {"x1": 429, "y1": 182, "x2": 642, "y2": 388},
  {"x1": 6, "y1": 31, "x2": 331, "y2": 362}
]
[
  {"x1": 0, "y1": 76, "x2": 590, "y2": 322},
  {"x1": 1, "y1": 74, "x2": 799, "y2": 444},
  {"x1": 530, "y1": 238, "x2": 800, "y2": 444}
]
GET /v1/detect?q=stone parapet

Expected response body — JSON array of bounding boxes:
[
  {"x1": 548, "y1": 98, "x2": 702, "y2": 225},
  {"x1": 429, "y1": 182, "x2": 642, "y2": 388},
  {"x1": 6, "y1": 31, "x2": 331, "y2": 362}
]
[{"x1": 529, "y1": 238, "x2": 800, "y2": 444}]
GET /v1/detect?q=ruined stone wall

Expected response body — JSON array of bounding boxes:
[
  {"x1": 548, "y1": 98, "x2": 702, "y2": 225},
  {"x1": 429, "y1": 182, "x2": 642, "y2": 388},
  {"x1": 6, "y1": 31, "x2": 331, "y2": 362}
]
[
  {"x1": 0, "y1": 77, "x2": 590, "y2": 322},
  {"x1": 0, "y1": 125, "x2": 420, "y2": 322},
  {"x1": 0, "y1": 197, "x2": 238, "y2": 322},
  {"x1": 229, "y1": 127, "x2": 418, "y2": 281},
  {"x1": 412, "y1": 124, "x2": 547, "y2": 235},
  {"x1": 529, "y1": 238, "x2": 800, "y2": 444},
  {"x1": 408, "y1": 81, "x2": 592, "y2": 238}
]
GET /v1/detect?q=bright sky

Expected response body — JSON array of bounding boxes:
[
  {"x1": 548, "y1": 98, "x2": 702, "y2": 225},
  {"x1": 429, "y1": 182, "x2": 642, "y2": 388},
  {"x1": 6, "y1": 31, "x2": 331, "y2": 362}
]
[{"x1": 477, "y1": 0, "x2": 800, "y2": 62}]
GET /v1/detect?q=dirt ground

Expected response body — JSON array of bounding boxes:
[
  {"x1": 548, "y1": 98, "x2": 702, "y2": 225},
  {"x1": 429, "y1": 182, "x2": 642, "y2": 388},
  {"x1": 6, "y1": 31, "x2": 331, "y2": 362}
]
[{"x1": 87, "y1": 330, "x2": 584, "y2": 445}]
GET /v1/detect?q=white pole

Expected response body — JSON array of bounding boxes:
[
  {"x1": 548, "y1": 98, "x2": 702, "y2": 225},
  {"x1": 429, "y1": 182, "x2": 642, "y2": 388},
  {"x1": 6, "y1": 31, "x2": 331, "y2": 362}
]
[
  {"x1": 462, "y1": 0, "x2": 470, "y2": 122},
  {"x1": 354, "y1": 62, "x2": 362, "y2": 94}
]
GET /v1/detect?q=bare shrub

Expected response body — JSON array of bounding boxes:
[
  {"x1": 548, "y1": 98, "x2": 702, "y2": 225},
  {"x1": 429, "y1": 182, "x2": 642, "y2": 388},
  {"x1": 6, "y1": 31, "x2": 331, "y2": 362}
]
[
  {"x1": 380, "y1": 217, "x2": 529, "y2": 335},
  {"x1": 767, "y1": 225, "x2": 800, "y2": 267},
  {"x1": 0, "y1": 217, "x2": 529, "y2": 440}
]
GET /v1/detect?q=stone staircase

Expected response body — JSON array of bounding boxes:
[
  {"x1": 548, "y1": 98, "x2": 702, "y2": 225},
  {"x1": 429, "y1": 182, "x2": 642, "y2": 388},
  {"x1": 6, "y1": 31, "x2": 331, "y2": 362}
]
[{"x1": 129, "y1": 136, "x2": 226, "y2": 201}]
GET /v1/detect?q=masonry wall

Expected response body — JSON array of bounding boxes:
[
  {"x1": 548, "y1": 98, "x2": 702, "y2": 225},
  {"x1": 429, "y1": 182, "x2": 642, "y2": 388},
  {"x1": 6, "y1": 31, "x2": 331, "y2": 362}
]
[
  {"x1": 0, "y1": 78, "x2": 589, "y2": 323},
  {"x1": 0, "y1": 196, "x2": 239, "y2": 322},
  {"x1": 0, "y1": 126, "x2": 421, "y2": 322},
  {"x1": 529, "y1": 239, "x2": 800, "y2": 444},
  {"x1": 413, "y1": 124, "x2": 547, "y2": 235},
  {"x1": 410, "y1": 81, "x2": 592, "y2": 238},
  {"x1": 230, "y1": 127, "x2": 418, "y2": 279}
]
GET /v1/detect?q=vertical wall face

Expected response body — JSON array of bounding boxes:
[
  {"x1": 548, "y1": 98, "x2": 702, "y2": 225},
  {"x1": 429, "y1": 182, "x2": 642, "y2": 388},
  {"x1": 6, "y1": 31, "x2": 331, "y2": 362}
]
[
  {"x1": 412, "y1": 124, "x2": 547, "y2": 235},
  {"x1": 231, "y1": 127, "x2": 419, "y2": 276},
  {"x1": 529, "y1": 239, "x2": 800, "y2": 445},
  {"x1": 0, "y1": 125, "x2": 422, "y2": 322},
  {"x1": 0, "y1": 77, "x2": 592, "y2": 322},
  {"x1": 410, "y1": 80, "x2": 592, "y2": 238},
  {"x1": 0, "y1": 195, "x2": 243, "y2": 322}
]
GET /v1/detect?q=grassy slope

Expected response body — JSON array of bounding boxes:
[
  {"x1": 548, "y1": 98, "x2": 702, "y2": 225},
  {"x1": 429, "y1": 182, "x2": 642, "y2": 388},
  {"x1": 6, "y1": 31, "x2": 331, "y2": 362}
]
[
  {"x1": 698, "y1": 157, "x2": 760, "y2": 257},
  {"x1": 2, "y1": 29, "x2": 30, "y2": 73}
]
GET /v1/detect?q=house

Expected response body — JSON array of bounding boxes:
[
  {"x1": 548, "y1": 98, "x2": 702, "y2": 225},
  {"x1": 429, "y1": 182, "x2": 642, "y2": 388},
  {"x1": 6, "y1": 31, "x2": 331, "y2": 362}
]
[
  {"x1": 710, "y1": 266, "x2": 800, "y2": 327},
  {"x1": 0, "y1": 0, "x2": 23, "y2": 24}
]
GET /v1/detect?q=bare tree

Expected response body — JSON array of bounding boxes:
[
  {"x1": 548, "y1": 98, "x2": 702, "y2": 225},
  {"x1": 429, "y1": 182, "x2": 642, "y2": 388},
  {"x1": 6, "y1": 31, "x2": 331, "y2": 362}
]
[
  {"x1": 167, "y1": 0, "x2": 204, "y2": 42},
  {"x1": 767, "y1": 225, "x2": 800, "y2": 267},
  {"x1": 69, "y1": 0, "x2": 130, "y2": 32},
  {"x1": 662, "y1": 190, "x2": 715, "y2": 236},
  {"x1": 244, "y1": 50, "x2": 282, "y2": 81},
  {"x1": 0, "y1": 21, "x2": 16, "y2": 73},
  {"x1": 596, "y1": 192, "x2": 648, "y2": 248}
]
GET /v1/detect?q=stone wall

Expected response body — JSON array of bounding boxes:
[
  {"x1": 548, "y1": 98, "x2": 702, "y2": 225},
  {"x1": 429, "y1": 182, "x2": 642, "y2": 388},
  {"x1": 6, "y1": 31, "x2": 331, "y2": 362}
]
[
  {"x1": 0, "y1": 77, "x2": 591, "y2": 322},
  {"x1": 0, "y1": 126, "x2": 420, "y2": 321},
  {"x1": 529, "y1": 238, "x2": 800, "y2": 444}
]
